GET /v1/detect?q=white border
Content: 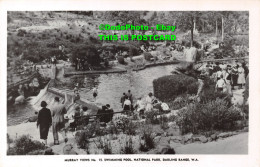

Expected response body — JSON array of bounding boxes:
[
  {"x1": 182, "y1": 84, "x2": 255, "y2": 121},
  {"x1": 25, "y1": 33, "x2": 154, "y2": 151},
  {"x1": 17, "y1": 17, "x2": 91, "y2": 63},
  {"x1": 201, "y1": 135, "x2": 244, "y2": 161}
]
[{"x1": 0, "y1": 1, "x2": 260, "y2": 167}]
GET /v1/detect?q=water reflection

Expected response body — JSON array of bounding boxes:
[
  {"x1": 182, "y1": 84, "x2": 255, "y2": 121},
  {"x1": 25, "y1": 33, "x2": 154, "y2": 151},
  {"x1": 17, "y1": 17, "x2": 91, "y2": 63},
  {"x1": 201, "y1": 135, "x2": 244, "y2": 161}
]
[{"x1": 7, "y1": 64, "x2": 177, "y2": 126}]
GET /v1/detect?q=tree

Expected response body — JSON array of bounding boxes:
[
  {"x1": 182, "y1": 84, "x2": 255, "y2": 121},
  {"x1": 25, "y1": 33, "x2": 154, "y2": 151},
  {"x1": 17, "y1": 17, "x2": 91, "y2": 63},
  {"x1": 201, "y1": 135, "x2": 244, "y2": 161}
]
[
  {"x1": 71, "y1": 45, "x2": 101, "y2": 67},
  {"x1": 175, "y1": 11, "x2": 201, "y2": 47}
]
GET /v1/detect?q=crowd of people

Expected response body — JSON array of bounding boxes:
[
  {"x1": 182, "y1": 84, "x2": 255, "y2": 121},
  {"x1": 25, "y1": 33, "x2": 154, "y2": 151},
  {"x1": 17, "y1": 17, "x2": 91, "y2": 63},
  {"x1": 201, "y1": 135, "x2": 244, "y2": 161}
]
[
  {"x1": 120, "y1": 90, "x2": 170, "y2": 118},
  {"x1": 196, "y1": 60, "x2": 249, "y2": 102},
  {"x1": 8, "y1": 82, "x2": 39, "y2": 105}
]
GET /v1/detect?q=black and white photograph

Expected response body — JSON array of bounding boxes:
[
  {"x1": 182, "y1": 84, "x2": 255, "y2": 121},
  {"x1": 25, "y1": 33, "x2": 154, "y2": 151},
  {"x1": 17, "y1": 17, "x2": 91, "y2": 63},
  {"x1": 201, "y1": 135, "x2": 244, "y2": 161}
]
[{"x1": 5, "y1": 10, "x2": 250, "y2": 155}]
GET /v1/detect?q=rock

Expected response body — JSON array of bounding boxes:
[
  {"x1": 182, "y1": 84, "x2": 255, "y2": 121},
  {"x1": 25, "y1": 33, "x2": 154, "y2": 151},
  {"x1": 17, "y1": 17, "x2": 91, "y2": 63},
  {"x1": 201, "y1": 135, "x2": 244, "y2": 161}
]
[
  {"x1": 210, "y1": 134, "x2": 217, "y2": 141},
  {"x1": 170, "y1": 136, "x2": 182, "y2": 143},
  {"x1": 154, "y1": 136, "x2": 161, "y2": 144},
  {"x1": 44, "y1": 148, "x2": 54, "y2": 155},
  {"x1": 63, "y1": 144, "x2": 78, "y2": 155},
  {"x1": 166, "y1": 127, "x2": 180, "y2": 136},
  {"x1": 231, "y1": 132, "x2": 238, "y2": 135},
  {"x1": 199, "y1": 136, "x2": 208, "y2": 143},
  {"x1": 191, "y1": 134, "x2": 201, "y2": 141},
  {"x1": 183, "y1": 133, "x2": 193, "y2": 142},
  {"x1": 241, "y1": 127, "x2": 249, "y2": 132},
  {"x1": 151, "y1": 132, "x2": 157, "y2": 138},
  {"x1": 218, "y1": 132, "x2": 230, "y2": 138},
  {"x1": 15, "y1": 95, "x2": 25, "y2": 104},
  {"x1": 153, "y1": 126, "x2": 164, "y2": 136},
  {"x1": 235, "y1": 120, "x2": 244, "y2": 128},
  {"x1": 156, "y1": 145, "x2": 175, "y2": 154},
  {"x1": 161, "y1": 133, "x2": 166, "y2": 137},
  {"x1": 159, "y1": 137, "x2": 171, "y2": 145},
  {"x1": 207, "y1": 137, "x2": 212, "y2": 142}
]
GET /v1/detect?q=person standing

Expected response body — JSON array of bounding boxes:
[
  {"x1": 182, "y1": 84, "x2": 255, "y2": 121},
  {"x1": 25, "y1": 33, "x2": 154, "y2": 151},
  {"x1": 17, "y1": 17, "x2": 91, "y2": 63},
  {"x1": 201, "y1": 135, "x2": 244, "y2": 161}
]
[
  {"x1": 120, "y1": 93, "x2": 127, "y2": 108},
  {"x1": 231, "y1": 65, "x2": 238, "y2": 90},
  {"x1": 126, "y1": 90, "x2": 133, "y2": 103},
  {"x1": 237, "y1": 64, "x2": 246, "y2": 89},
  {"x1": 123, "y1": 97, "x2": 132, "y2": 115},
  {"x1": 242, "y1": 62, "x2": 249, "y2": 78},
  {"x1": 145, "y1": 93, "x2": 154, "y2": 112},
  {"x1": 92, "y1": 87, "x2": 98, "y2": 101},
  {"x1": 225, "y1": 65, "x2": 233, "y2": 96},
  {"x1": 196, "y1": 75, "x2": 205, "y2": 102},
  {"x1": 52, "y1": 95, "x2": 68, "y2": 145},
  {"x1": 37, "y1": 101, "x2": 52, "y2": 146},
  {"x1": 215, "y1": 75, "x2": 226, "y2": 92}
]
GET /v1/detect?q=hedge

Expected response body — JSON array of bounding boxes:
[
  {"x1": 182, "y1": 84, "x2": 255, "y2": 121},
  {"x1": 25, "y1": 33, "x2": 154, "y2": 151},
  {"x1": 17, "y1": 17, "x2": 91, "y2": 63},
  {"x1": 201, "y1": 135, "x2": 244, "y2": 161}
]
[{"x1": 153, "y1": 74, "x2": 198, "y2": 101}]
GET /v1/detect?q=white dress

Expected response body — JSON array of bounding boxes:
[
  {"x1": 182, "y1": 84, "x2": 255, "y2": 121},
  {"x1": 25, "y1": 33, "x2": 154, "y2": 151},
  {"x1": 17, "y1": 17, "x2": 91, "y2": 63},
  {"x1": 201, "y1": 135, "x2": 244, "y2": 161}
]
[
  {"x1": 237, "y1": 67, "x2": 246, "y2": 84},
  {"x1": 145, "y1": 96, "x2": 153, "y2": 112}
]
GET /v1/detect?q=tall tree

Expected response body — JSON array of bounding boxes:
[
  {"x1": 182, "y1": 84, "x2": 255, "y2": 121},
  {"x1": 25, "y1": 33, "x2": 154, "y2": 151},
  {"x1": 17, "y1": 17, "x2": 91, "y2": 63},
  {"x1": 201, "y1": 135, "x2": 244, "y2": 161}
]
[{"x1": 175, "y1": 11, "x2": 201, "y2": 47}]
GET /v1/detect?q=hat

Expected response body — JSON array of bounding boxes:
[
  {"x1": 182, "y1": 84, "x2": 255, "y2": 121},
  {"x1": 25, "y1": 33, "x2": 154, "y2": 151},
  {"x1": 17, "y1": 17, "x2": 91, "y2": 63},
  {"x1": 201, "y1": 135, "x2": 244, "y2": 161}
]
[
  {"x1": 74, "y1": 105, "x2": 80, "y2": 111},
  {"x1": 41, "y1": 101, "x2": 47, "y2": 107},
  {"x1": 198, "y1": 74, "x2": 206, "y2": 80}
]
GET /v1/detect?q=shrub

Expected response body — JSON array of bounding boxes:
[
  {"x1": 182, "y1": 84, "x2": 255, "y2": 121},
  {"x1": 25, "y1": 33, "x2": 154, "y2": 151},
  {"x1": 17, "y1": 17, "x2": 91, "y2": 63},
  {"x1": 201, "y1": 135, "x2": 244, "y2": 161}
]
[
  {"x1": 139, "y1": 125, "x2": 155, "y2": 152},
  {"x1": 176, "y1": 98, "x2": 242, "y2": 134},
  {"x1": 71, "y1": 45, "x2": 101, "y2": 67},
  {"x1": 153, "y1": 74, "x2": 197, "y2": 101},
  {"x1": 7, "y1": 135, "x2": 45, "y2": 155},
  {"x1": 168, "y1": 94, "x2": 193, "y2": 110},
  {"x1": 202, "y1": 78, "x2": 232, "y2": 105},
  {"x1": 117, "y1": 56, "x2": 125, "y2": 64},
  {"x1": 120, "y1": 136, "x2": 135, "y2": 154},
  {"x1": 17, "y1": 29, "x2": 27, "y2": 37},
  {"x1": 106, "y1": 122, "x2": 119, "y2": 135},
  {"x1": 75, "y1": 130, "x2": 90, "y2": 149},
  {"x1": 159, "y1": 115, "x2": 169, "y2": 130},
  {"x1": 182, "y1": 39, "x2": 201, "y2": 49},
  {"x1": 114, "y1": 116, "x2": 137, "y2": 135},
  {"x1": 145, "y1": 110, "x2": 159, "y2": 124},
  {"x1": 94, "y1": 137, "x2": 112, "y2": 154},
  {"x1": 143, "y1": 52, "x2": 153, "y2": 61}
]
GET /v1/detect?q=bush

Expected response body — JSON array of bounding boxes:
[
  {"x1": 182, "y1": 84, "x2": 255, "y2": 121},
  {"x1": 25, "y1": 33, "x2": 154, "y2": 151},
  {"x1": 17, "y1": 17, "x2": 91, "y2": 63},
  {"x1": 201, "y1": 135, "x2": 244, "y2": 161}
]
[
  {"x1": 114, "y1": 116, "x2": 137, "y2": 135},
  {"x1": 168, "y1": 95, "x2": 191, "y2": 110},
  {"x1": 117, "y1": 56, "x2": 125, "y2": 64},
  {"x1": 71, "y1": 45, "x2": 101, "y2": 67},
  {"x1": 75, "y1": 130, "x2": 90, "y2": 149},
  {"x1": 143, "y1": 52, "x2": 153, "y2": 61},
  {"x1": 95, "y1": 137, "x2": 112, "y2": 154},
  {"x1": 120, "y1": 136, "x2": 135, "y2": 154},
  {"x1": 153, "y1": 74, "x2": 198, "y2": 101},
  {"x1": 159, "y1": 115, "x2": 169, "y2": 130},
  {"x1": 139, "y1": 125, "x2": 155, "y2": 152},
  {"x1": 145, "y1": 110, "x2": 159, "y2": 124},
  {"x1": 202, "y1": 78, "x2": 232, "y2": 105},
  {"x1": 182, "y1": 40, "x2": 201, "y2": 49},
  {"x1": 176, "y1": 98, "x2": 242, "y2": 135},
  {"x1": 7, "y1": 135, "x2": 45, "y2": 155},
  {"x1": 17, "y1": 29, "x2": 27, "y2": 37}
]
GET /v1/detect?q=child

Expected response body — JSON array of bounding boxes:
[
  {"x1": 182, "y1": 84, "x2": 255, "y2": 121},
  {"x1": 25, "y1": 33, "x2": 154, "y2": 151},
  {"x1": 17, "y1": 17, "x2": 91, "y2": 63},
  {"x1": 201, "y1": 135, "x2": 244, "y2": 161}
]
[{"x1": 216, "y1": 75, "x2": 226, "y2": 92}]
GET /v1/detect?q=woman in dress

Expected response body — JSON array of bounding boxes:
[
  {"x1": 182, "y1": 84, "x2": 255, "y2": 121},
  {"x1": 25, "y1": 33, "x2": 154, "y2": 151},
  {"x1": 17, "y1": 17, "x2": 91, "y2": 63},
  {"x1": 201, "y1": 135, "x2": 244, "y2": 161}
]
[
  {"x1": 92, "y1": 87, "x2": 98, "y2": 101},
  {"x1": 231, "y1": 65, "x2": 238, "y2": 90},
  {"x1": 37, "y1": 101, "x2": 52, "y2": 145},
  {"x1": 237, "y1": 64, "x2": 246, "y2": 89},
  {"x1": 123, "y1": 97, "x2": 132, "y2": 111},
  {"x1": 145, "y1": 92, "x2": 154, "y2": 112}
]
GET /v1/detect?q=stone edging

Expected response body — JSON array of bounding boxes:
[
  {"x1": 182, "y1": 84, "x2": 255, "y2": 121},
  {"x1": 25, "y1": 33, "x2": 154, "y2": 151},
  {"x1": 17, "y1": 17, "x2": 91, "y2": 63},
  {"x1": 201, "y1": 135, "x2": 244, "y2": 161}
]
[
  {"x1": 156, "y1": 127, "x2": 249, "y2": 145},
  {"x1": 63, "y1": 68, "x2": 127, "y2": 77},
  {"x1": 132, "y1": 60, "x2": 180, "y2": 72}
]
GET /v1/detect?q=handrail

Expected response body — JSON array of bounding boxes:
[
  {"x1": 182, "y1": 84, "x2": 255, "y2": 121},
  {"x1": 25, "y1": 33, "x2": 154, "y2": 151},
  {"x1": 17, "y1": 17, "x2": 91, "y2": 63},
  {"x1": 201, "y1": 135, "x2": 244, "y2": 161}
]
[{"x1": 7, "y1": 72, "x2": 38, "y2": 90}]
